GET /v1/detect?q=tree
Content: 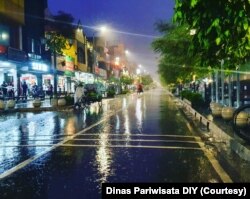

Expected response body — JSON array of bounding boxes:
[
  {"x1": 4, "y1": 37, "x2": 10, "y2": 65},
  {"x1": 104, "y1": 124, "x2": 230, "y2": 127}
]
[
  {"x1": 141, "y1": 74, "x2": 153, "y2": 86},
  {"x1": 120, "y1": 75, "x2": 133, "y2": 86},
  {"x1": 152, "y1": 22, "x2": 206, "y2": 85},
  {"x1": 174, "y1": 0, "x2": 250, "y2": 69},
  {"x1": 45, "y1": 11, "x2": 75, "y2": 55}
]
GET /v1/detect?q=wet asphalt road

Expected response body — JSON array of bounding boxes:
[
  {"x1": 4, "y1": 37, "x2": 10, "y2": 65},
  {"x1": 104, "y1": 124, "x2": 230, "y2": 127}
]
[{"x1": 0, "y1": 89, "x2": 226, "y2": 198}]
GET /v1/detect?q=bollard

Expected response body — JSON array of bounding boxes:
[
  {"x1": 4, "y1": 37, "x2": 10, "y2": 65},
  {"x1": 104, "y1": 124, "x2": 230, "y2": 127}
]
[{"x1": 206, "y1": 121, "x2": 210, "y2": 131}]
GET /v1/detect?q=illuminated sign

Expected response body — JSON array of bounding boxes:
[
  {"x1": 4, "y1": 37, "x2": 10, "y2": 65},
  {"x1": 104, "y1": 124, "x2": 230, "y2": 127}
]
[
  {"x1": 31, "y1": 62, "x2": 48, "y2": 71},
  {"x1": 65, "y1": 56, "x2": 74, "y2": 71}
]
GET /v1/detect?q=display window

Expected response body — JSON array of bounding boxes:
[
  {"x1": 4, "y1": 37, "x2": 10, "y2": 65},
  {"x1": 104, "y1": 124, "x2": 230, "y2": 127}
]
[
  {"x1": 58, "y1": 75, "x2": 66, "y2": 92},
  {"x1": 20, "y1": 74, "x2": 37, "y2": 88},
  {"x1": 42, "y1": 74, "x2": 53, "y2": 91}
]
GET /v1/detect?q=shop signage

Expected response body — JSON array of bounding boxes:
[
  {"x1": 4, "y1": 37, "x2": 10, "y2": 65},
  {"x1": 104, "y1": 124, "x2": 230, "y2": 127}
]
[
  {"x1": 28, "y1": 53, "x2": 42, "y2": 60},
  {"x1": 31, "y1": 62, "x2": 48, "y2": 71},
  {"x1": 64, "y1": 70, "x2": 75, "y2": 77},
  {"x1": 65, "y1": 56, "x2": 74, "y2": 71},
  {"x1": 0, "y1": 45, "x2": 7, "y2": 55}
]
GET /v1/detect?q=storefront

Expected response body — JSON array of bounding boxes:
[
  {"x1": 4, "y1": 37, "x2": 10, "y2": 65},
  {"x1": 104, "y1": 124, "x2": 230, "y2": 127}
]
[
  {"x1": 0, "y1": 46, "x2": 27, "y2": 97},
  {"x1": 56, "y1": 55, "x2": 76, "y2": 93},
  {"x1": 18, "y1": 61, "x2": 51, "y2": 95}
]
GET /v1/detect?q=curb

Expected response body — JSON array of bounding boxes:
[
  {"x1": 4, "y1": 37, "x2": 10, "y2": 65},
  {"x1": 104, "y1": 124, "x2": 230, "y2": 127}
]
[
  {"x1": 174, "y1": 96, "x2": 250, "y2": 162},
  {"x1": 0, "y1": 105, "x2": 74, "y2": 113}
]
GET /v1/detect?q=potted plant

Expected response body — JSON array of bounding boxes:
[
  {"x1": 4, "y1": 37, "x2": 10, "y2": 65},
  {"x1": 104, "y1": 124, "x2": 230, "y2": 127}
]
[
  {"x1": 58, "y1": 96, "x2": 67, "y2": 106},
  {"x1": 221, "y1": 106, "x2": 235, "y2": 121},
  {"x1": 0, "y1": 99, "x2": 5, "y2": 110},
  {"x1": 7, "y1": 99, "x2": 15, "y2": 109},
  {"x1": 107, "y1": 86, "x2": 116, "y2": 98},
  {"x1": 33, "y1": 98, "x2": 42, "y2": 108}
]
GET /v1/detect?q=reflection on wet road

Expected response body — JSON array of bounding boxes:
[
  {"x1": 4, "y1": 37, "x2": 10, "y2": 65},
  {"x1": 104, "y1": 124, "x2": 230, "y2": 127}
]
[{"x1": 0, "y1": 89, "x2": 228, "y2": 198}]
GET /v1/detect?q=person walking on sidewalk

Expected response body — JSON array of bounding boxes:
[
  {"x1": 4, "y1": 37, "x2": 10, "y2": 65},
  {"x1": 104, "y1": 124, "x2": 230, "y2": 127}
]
[
  {"x1": 47, "y1": 82, "x2": 53, "y2": 99},
  {"x1": 22, "y1": 81, "x2": 28, "y2": 99},
  {"x1": 1, "y1": 81, "x2": 7, "y2": 98}
]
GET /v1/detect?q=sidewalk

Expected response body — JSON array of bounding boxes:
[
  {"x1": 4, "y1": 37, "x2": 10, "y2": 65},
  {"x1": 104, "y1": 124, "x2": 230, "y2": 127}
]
[
  {"x1": 0, "y1": 94, "x2": 119, "y2": 113},
  {"x1": 174, "y1": 95, "x2": 250, "y2": 162},
  {"x1": 0, "y1": 98, "x2": 72, "y2": 113}
]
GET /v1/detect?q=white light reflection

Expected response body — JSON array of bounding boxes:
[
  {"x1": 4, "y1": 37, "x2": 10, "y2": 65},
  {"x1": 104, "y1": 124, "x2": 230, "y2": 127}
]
[
  {"x1": 122, "y1": 97, "x2": 127, "y2": 109},
  {"x1": 27, "y1": 114, "x2": 57, "y2": 153},
  {"x1": 123, "y1": 108, "x2": 131, "y2": 145},
  {"x1": 95, "y1": 121, "x2": 113, "y2": 183},
  {"x1": 96, "y1": 132, "x2": 113, "y2": 183},
  {"x1": 65, "y1": 118, "x2": 76, "y2": 136},
  {"x1": 135, "y1": 97, "x2": 143, "y2": 132},
  {"x1": 115, "y1": 114, "x2": 120, "y2": 132},
  {"x1": 0, "y1": 128, "x2": 19, "y2": 169}
]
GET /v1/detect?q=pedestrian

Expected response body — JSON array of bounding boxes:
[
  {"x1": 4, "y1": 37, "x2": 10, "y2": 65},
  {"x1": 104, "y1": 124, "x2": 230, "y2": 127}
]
[
  {"x1": 137, "y1": 83, "x2": 143, "y2": 94},
  {"x1": 22, "y1": 81, "x2": 28, "y2": 98},
  {"x1": 7, "y1": 82, "x2": 14, "y2": 98},
  {"x1": 47, "y1": 82, "x2": 53, "y2": 99},
  {"x1": 74, "y1": 82, "x2": 84, "y2": 104},
  {"x1": 1, "y1": 81, "x2": 7, "y2": 97}
]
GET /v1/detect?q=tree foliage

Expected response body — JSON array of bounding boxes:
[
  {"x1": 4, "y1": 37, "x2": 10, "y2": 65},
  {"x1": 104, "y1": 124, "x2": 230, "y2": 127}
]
[
  {"x1": 174, "y1": 0, "x2": 250, "y2": 69},
  {"x1": 141, "y1": 74, "x2": 153, "y2": 85},
  {"x1": 120, "y1": 75, "x2": 133, "y2": 85},
  {"x1": 152, "y1": 22, "x2": 207, "y2": 85},
  {"x1": 45, "y1": 11, "x2": 75, "y2": 54}
]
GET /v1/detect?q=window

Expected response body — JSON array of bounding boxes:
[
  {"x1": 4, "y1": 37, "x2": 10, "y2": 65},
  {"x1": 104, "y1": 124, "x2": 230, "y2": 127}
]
[{"x1": 77, "y1": 47, "x2": 85, "y2": 64}]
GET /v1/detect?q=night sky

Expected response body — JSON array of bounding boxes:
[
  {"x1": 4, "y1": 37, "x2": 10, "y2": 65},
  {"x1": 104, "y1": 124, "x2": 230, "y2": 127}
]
[{"x1": 48, "y1": 0, "x2": 175, "y2": 80}]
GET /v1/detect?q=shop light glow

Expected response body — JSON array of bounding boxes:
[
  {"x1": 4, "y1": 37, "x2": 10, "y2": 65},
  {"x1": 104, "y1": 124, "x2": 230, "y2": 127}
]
[{"x1": 32, "y1": 62, "x2": 48, "y2": 71}]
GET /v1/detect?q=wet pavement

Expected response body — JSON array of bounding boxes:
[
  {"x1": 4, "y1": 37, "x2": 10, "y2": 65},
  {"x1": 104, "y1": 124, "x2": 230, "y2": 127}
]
[{"x1": 0, "y1": 89, "x2": 239, "y2": 198}]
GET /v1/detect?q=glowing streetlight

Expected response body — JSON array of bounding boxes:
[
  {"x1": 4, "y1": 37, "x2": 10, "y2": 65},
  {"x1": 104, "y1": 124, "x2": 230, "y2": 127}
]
[
  {"x1": 115, "y1": 57, "x2": 120, "y2": 65},
  {"x1": 100, "y1": 26, "x2": 107, "y2": 33}
]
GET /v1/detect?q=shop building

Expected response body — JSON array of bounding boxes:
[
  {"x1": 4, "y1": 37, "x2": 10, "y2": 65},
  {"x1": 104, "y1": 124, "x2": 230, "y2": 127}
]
[{"x1": 0, "y1": 0, "x2": 26, "y2": 97}]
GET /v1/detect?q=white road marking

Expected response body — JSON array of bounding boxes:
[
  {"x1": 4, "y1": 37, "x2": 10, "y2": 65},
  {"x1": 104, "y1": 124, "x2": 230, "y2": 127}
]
[
  {"x1": 0, "y1": 144, "x2": 202, "y2": 150},
  {"x1": 186, "y1": 122, "x2": 233, "y2": 183},
  {"x1": 0, "y1": 110, "x2": 119, "y2": 180},
  {"x1": 0, "y1": 139, "x2": 202, "y2": 147},
  {"x1": 0, "y1": 137, "x2": 199, "y2": 144},
  {"x1": 61, "y1": 144, "x2": 202, "y2": 150},
  {"x1": 78, "y1": 133, "x2": 199, "y2": 138}
]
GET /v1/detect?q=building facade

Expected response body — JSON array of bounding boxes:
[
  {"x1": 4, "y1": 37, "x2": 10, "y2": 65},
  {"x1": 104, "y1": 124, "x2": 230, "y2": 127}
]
[{"x1": 0, "y1": 0, "x2": 27, "y2": 97}]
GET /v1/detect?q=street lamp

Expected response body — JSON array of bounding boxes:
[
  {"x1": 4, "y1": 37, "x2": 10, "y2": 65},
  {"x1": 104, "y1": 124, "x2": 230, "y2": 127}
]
[{"x1": 42, "y1": 33, "x2": 73, "y2": 95}]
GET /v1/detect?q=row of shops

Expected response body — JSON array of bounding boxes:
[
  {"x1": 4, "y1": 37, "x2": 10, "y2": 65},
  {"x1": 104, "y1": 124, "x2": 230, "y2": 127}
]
[
  {"x1": 0, "y1": 48, "x2": 96, "y2": 98},
  {"x1": 0, "y1": 46, "x2": 125, "y2": 99}
]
